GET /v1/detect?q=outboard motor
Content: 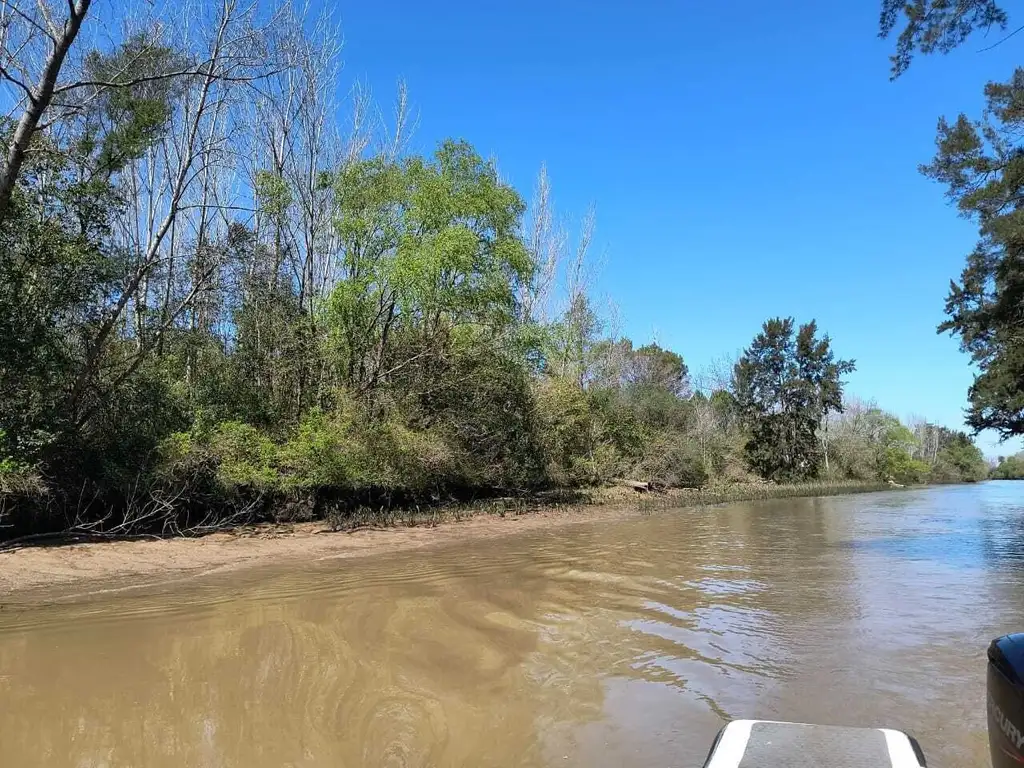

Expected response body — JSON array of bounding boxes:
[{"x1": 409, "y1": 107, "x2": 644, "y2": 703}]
[{"x1": 989, "y1": 633, "x2": 1024, "y2": 768}]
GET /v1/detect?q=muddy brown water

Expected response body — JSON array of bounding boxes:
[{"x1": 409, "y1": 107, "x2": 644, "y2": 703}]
[{"x1": 2, "y1": 483, "x2": 1024, "y2": 767}]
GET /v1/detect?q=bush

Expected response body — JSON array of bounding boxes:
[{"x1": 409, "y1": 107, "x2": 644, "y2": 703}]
[
  {"x1": 534, "y1": 377, "x2": 599, "y2": 485},
  {"x1": 634, "y1": 432, "x2": 708, "y2": 488},
  {"x1": 878, "y1": 446, "x2": 929, "y2": 484},
  {"x1": 277, "y1": 408, "x2": 369, "y2": 491},
  {"x1": 927, "y1": 456, "x2": 962, "y2": 484},
  {"x1": 408, "y1": 342, "x2": 546, "y2": 491},
  {"x1": 934, "y1": 439, "x2": 987, "y2": 482},
  {"x1": 207, "y1": 421, "x2": 281, "y2": 491},
  {"x1": 992, "y1": 453, "x2": 1024, "y2": 479},
  {"x1": 829, "y1": 435, "x2": 876, "y2": 480},
  {"x1": 158, "y1": 403, "x2": 476, "y2": 507},
  {"x1": 367, "y1": 422, "x2": 460, "y2": 495}
]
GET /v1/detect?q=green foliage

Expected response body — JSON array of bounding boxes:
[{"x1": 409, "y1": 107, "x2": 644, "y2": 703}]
[
  {"x1": 932, "y1": 431, "x2": 988, "y2": 482},
  {"x1": 408, "y1": 339, "x2": 546, "y2": 490},
  {"x1": 878, "y1": 1, "x2": 1024, "y2": 442},
  {"x1": 544, "y1": 294, "x2": 602, "y2": 386},
  {"x1": 992, "y1": 453, "x2": 1024, "y2": 479},
  {"x1": 918, "y1": 72, "x2": 1024, "y2": 439},
  {"x1": 254, "y1": 171, "x2": 293, "y2": 218},
  {"x1": 871, "y1": 418, "x2": 928, "y2": 484},
  {"x1": 626, "y1": 343, "x2": 689, "y2": 396},
  {"x1": 0, "y1": 142, "x2": 119, "y2": 461},
  {"x1": 0, "y1": 31, "x2": 190, "y2": 503},
  {"x1": 0, "y1": 429, "x2": 39, "y2": 495},
  {"x1": 534, "y1": 377, "x2": 604, "y2": 485},
  {"x1": 827, "y1": 405, "x2": 988, "y2": 485},
  {"x1": 79, "y1": 34, "x2": 184, "y2": 173},
  {"x1": 532, "y1": 330, "x2": 703, "y2": 489},
  {"x1": 633, "y1": 431, "x2": 708, "y2": 489},
  {"x1": 208, "y1": 421, "x2": 281, "y2": 491},
  {"x1": 324, "y1": 140, "x2": 531, "y2": 395},
  {"x1": 735, "y1": 318, "x2": 855, "y2": 481},
  {"x1": 879, "y1": 0, "x2": 1007, "y2": 77},
  {"x1": 160, "y1": 409, "x2": 462, "y2": 501},
  {"x1": 276, "y1": 408, "x2": 364, "y2": 490},
  {"x1": 0, "y1": 9, "x2": 995, "y2": 538},
  {"x1": 885, "y1": 451, "x2": 932, "y2": 484}
]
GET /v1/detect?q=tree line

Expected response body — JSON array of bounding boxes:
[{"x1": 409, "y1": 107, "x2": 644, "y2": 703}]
[
  {"x1": 992, "y1": 454, "x2": 1024, "y2": 480},
  {"x1": 0, "y1": 0, "x2": 990, "y2": 537}
]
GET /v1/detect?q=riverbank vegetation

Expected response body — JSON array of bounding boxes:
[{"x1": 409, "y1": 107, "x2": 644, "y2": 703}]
[
  {"x1": 635, "y1": 480, "x2": 899, "y2": 515},
  {"x1": 991, "y1": 455, "x2": 1024, "y2": 480},
  {"x1": 0, "y1": 0, "x2": 989, "y2": 539}
]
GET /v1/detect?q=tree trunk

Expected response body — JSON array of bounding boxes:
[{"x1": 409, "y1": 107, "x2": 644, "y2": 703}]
[{"x1": 0, "y1": 0, "x2": 93, "y2": 222}]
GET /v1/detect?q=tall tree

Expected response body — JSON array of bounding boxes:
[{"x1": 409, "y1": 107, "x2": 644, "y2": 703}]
[
  {"x1": 734, "y1": 318, "x2": 855, "y2": 481},
  {"x1": 879, "y1": 1, "x2": 1024, "y2": 438},
  {"x1": 919, "y1": 69, "x2": 1024, "y2": 437},
  {"x1": 0, "y1": 0, "x2": 93, "y2": 218},
  {"x1": 323, "y1": 139, "x2": 533, "y2": 399}
]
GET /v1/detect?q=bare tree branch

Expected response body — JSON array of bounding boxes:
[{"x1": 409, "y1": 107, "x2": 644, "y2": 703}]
[{"x1": 0, "y1": 0, "x2": 91, "y2": 220}]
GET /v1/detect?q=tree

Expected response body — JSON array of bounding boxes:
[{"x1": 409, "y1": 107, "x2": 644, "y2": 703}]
[
  {"x1": 868, "y1": 411, "x2": 930, "y2": 484},
  {"x1": 878, "y1": 1, "x2": 1024, "y2": 440},
  {"x1": 827, "y1": 400, "x2": 987, "y2": 483},
  {"x1": 919, "y1": 74, "x2": 1024, "y2": 438},
  {"x1": 6, "y1": 0, "x2": 1012, "y2": 538},
  {"x1": 932, "y1": 430, "x2": 989, "y2": 481},
  {"x1": 0, "y1": 0, "x2": 93, "y2": 218},
  {"x1": 879, "y1": 1, "x2": 1009, "y2": 78},
  {"x1": 626, "y1": 344, "x2": 688, "y2": 396},
  {"x1": 0, "y1": 0, "x2": 286, "y2": 222},
  {"x1": 734, "y1": 318, "x2": 855, "y2": 481},
  {"x1": 323, "y1": 139, "x2": 532, "y2": 401},
  {"x1": 586, "y1": 339, "x2": 687, "y2": 396},
  {"x1": 827, "y1": 398, "x2": 879, "y2": 479},
  {"x1": 992, "y1": 452, "x2": 1024, "y2": 479}
]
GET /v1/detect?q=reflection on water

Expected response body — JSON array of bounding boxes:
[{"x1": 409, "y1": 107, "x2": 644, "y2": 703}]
[{"x1": 2, "y1": 482, "x2": 1024, "y2": 767}]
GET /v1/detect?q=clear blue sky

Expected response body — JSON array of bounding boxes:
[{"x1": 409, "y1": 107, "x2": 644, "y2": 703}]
[{"x1": 330, "y1": 0, "x2": 1021, "y2": 456}]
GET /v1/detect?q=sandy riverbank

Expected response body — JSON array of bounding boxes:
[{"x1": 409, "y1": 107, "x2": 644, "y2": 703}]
[
  {"x1": 0, "y1": 503, "x2": 643, "y2": 602},
  {"x1": 0, "y1": 481, "x2": 897, "y2": 601}
]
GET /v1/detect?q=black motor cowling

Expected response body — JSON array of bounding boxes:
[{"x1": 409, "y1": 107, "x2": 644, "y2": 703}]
[{"x1": 989, "y1": 634, "x2": 1024, "y2": 767}]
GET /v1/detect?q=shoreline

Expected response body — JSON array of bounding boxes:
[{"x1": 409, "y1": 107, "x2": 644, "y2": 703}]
[{"x1": 0, "y1": 481, "x2": 900, "y2": 602}]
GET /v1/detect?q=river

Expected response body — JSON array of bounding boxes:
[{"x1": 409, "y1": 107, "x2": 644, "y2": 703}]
[{"x1": 2, "y1": 482, "x2": 1023, "y2": 767}]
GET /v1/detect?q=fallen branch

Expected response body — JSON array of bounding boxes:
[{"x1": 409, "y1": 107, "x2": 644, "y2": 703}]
[{"x1": 0, "y1": 529, "x2": 161, "y2": 553}]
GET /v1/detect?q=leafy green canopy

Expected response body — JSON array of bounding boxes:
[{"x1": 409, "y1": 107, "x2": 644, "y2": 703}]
[
  {"x1": 925, "y1": 73, "x2": 1024, "y2": 437},
  {"x1": 734, "y1": 318, "x2": 855, "y2": 481},
  {"x1": 878, "y1": 1, "x2": 1024, "y2": 439},
  {"x1": 992, "y1": 452, "x2": 1024, "y2": 479},
  {"x1": 0, "y1": 8, "x2": 997, "y2": 535},
  {"x1": 324, "y1": 140, "x2": 532, "y2": 394}
]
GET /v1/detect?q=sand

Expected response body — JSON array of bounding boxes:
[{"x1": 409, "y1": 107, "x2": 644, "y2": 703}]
[{"x1": 0, "y1": 503, "x2": 642, "y2": 601}]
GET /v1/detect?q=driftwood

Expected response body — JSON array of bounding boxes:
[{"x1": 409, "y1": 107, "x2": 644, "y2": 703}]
[
  {"x1": 611, "y1": 478, "x2": 650, "y2": 493},
  {"x1": 0, "y1": 530, "x2": 161, "y2": 553}
]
